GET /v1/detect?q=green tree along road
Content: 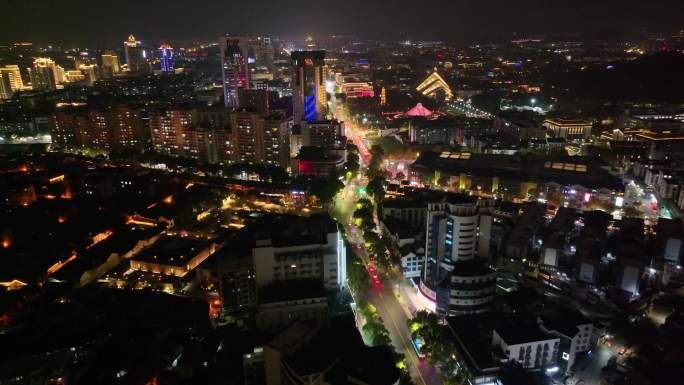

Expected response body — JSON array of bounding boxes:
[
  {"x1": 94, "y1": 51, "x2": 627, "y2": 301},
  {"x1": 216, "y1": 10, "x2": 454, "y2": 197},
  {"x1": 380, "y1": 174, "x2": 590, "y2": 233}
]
[
  {"x1": 332, "y1": 92, "x2": 441, "y2": 385},
  {"x1": 408, "y1": 311, "x2": 467, "y2": 385},
  {"x1": 367, "y1": 176, "x2": 386, "y2": 203}
]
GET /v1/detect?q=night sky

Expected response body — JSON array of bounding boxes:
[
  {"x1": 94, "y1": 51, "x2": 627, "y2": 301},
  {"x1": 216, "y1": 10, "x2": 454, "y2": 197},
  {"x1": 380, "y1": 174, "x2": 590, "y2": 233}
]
[{"x1": 1, "y1": 0, "x2": 683, "y2": 45}]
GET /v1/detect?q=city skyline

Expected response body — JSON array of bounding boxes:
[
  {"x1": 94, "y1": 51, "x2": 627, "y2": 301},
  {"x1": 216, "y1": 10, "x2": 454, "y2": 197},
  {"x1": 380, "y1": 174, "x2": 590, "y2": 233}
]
[{"x1": 2, "y1": 3, "x2": 684, "y2": 385}]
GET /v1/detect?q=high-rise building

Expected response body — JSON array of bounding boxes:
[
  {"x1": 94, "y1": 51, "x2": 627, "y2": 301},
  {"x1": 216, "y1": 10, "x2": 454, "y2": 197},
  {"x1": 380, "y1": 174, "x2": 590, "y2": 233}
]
[
  {"x1": 229, "y1": 109, "x2": 262, "y2": 163},
  {"x1": 66, "y1": 70, "x2": 85, "y2": 83},
  {"x1": 48, "y1": 105, "x2": 145, "y2": 151},
  {"x1": 49, "y1": 109, "x2": 82, "y2": 148},
  {"x1": 0, "y1": 65, "x2": 24, "y2": 91},
  {"x1": 291, "y1": 50, "x2": 327, "y2": 123},
  {"x1": 148, "y1": 106, "x2": 235, "y2": 163},
  {"x1": 88, "y1": 109, "x2": 111, "y2": 150},
  {"x1": 238, "y1": 88, "x2": 269, "y2": 115},
  {"x1": 149, "y1": 108, "x2": 193, "y2": 156},
  {"x1": 0, "y1": 71, "x2": 13, "y2": 99},
  {"x1": 182, "y1": 126, "x2": 219, "y2": 163},
  {"x1": 101, "y1": 50, "x2": 120, "y2": 77},
  {"x1": 78, "y1": 64, "x2": 100, "y2": 86},
  {"x1": 261, "y1": 112, "x2": 292, "y2": 168},
  {"x1": 301, "y1": 119, "x2": 345, "y2": 148},
  {"x1": 158, "y1": 44, "x2": 174, "y2": 73},
  {"x1": 29, "y1": 58, "x2": 58, "y2": 91},
  {"x1": 220, "y1": 36, "x2": 250, "y2": 108},
  {"x1": 419, "y1": 196, "x2": 496, "y2": 316},
  {"x1": 249, "y1": 37, "x2": 275, "y2": 72},
  {"x1": 109, "y1": 105, "x2": 145, "y2": 150},
  {"x1": 124, "y1": 34, "x2": 147, "y2": 74}
]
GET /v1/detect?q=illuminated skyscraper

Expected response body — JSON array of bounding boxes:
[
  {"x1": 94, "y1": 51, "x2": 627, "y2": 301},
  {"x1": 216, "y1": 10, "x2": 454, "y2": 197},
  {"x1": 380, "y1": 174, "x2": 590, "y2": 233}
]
[
  {"x1": 101, "y1": 50, "x2": 120, "y2": 77},
  {"x1": 29, "y1": 58, "x2": 58, "y2": 90},
  {"x1": 124, "y1": 34, "x2": 147, "y2": 74},
  {"x1": 220, "y1": 36, "x2": 250, "y2": 108},
  {"x1": 0, "y1": 71, "x2": 13, "y2": 99},
  {"x1": 291, "y1": 50, "x2": 327, "y2": 123},
  {"x1": 158, "y1": 44, "x2": 174, "y2": 73}
]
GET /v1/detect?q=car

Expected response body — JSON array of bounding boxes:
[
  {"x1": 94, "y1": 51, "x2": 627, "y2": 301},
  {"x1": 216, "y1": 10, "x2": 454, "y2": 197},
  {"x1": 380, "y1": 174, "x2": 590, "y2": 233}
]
[{"x1": 618, "y1": 347, "x2": 626, "y2": 355}]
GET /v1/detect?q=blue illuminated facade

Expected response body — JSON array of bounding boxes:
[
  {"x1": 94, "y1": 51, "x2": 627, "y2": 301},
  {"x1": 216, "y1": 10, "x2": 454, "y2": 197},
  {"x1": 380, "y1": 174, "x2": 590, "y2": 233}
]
[
  {"x1": 159, "y1": 45, "x2": 174, "y2": 73},
  {"x1": 304, "y1": 85, "x2": 317, "y2": 122}
]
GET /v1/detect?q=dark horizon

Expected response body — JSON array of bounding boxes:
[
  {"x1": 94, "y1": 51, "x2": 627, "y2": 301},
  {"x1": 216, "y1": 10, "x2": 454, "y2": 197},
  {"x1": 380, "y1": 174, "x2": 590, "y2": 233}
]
[{"x1": 2, "y1": 0, "x2": 683, "y2": 46}]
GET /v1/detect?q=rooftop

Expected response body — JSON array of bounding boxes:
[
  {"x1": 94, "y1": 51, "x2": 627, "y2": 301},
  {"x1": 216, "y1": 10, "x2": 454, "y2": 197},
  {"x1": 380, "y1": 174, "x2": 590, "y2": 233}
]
[
  {"x1": 411, "y1": 151, "x2": 623, "y2": 190},
  {"x1": 544, "y1": 118, "x2": 592, "y2": 126},
  {"x1": 539, "y1": 306, "x2": 597, "y2": 338},
  {"x1": 133, "y1": 235, "x2": 210, "y2": 267},
  {"x1": 451, "y1": 260, "x2": 496, "y2": 277},
  {"x1": 495, "y1": 323, "x2": 554, "y2": 345},
  {"x1": 259, "y1": 279, "x2": 327, "y2": 304}
]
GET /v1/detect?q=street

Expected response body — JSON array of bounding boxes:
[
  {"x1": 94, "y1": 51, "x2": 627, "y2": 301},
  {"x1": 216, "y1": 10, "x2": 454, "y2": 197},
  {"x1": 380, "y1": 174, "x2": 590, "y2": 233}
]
[{"x1": 331, "y1": 95, "x2": 443, "y2": 385}]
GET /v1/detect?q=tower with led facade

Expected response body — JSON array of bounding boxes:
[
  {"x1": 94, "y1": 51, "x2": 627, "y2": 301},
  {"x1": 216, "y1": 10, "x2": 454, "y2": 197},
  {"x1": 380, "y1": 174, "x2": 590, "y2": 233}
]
[
  {"x1": 158, "y1": 44, "x2": 174, "y2": 73},
  {"x1": 124, "y1": 34, "x2": 146, "y2": 74},
  {"x1": 220, "y1": 36, "x2": 250, "y2": 108},
  {"x1": 291, "y1": 50, "x2": 327, "y2": 123}
]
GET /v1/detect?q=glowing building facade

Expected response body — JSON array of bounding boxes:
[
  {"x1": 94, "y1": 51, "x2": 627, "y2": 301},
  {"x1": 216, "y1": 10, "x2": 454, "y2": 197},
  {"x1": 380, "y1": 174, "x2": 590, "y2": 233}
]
[
  {"x1": 416, "y1": 71, "x2": 453, "y2": 100},
  {"x1": 420, "y1": 197, "x2": 496, "y2": 316},
  {"x1": 220, "y1": 36, "x2": 250, "y2": 108},
  {"x1": 29, "y1": 58, "x2": 60, "y2": 90},
  {"x1": 291, "y1": 50, "x2": 327, "y2": 123},
  {"x1": 124, "y1": 34, "x2": 146, "y2": 74},
  {"x1": 159, "y1": 44, "x2": 174, "y2": 73},
  {"x1": 0, "y1": 65, "x2": 24, "y2": 91},
  {"x1": 101, "y1": 50, "x2": 120, "y2": 77}
]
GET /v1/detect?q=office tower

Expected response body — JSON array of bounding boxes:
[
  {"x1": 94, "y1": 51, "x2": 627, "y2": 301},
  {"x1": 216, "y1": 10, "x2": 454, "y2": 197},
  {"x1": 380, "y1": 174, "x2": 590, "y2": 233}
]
[
  {"x1": 420, "y1": 197, "x2": 495, "y2": 316},
  {"x1": 291, "y1": 50, "x2": 327, "y2": 123},
  {"x1": 124, "y1": 34, "x2": 147, "y2": 74},
  {"x1": 261, "y1": 112, "x2": 291, "y2": 168},
  {"x1": 301, "y1": 120, "x2": 345, "y2": 148},
  {"x1": 158, "y1": 44, "x2": 174, "y2": 73},
  {"x1": 229, "y1": 109, "x2": 262, "y2": 163},
  {"x1": 220, "y1": 36, "x2": 250, "y2": 108},
  {"x1": 250, "y1": 37, "x2": 275, "y2": 72},
  {"x1": 53, "y1": 64, "x2": 66, "y2": 84},
  {"x1": 0, "y1": 71, "x2": 13, "y2": 99},
  {"x1": 149, "y1": 108, "x2": 194, "y2": 156},
  {"x1": 101, "y1": 50, "x2": 120, "y2": 77},
  {"x1": 29, "y1": 58, "x2": 58, "y2": 91},
  {"x1": 79, "y1": 64, "x2": 99, "y2": 86},
  {"x1": 238, "y1": 89, "x2": 269, "y2": 114},
  {"x1": 0, "y1": 65, "x2": 24, "y2": 91}
]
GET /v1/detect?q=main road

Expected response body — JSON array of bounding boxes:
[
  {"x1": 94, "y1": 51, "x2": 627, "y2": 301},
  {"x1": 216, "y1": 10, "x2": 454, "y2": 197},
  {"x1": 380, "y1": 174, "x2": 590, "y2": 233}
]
[{"x1": 331, "y1": 96, "x2": 442, "y2": 385}]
